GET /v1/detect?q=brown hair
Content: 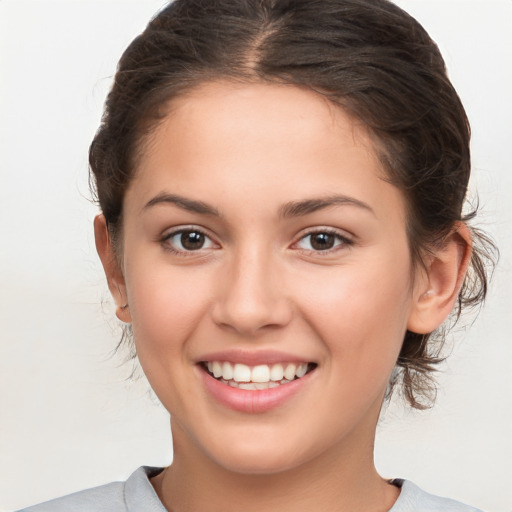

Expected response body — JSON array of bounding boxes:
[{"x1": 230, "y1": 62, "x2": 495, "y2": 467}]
[{"x1": 90, "y1": 0, "x2": 496, "y2": 409}]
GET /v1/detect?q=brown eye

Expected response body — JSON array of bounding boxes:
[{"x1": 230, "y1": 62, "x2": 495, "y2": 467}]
[
  {"x1": 310, "y1": 233, "x2": 336, "y2": 250},
  {"x1": 180, "y1": 231, "x2": 205, "y2": 250},
  {"x1": 163, "y1": 229, "x2": 216, "y2": 252},
  {"x1": 295, "y1": 230, "x2": 352, "y2": 252}
]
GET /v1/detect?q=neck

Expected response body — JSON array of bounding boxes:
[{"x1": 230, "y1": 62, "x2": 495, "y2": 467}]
[{"x1": 152, "y1": 419, "x2": 399, "y2": 512}]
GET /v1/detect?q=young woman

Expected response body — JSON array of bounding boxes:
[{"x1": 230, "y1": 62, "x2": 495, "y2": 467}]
[{"x1": 17, "y1": 0, "x2": 497, "y2": 510}]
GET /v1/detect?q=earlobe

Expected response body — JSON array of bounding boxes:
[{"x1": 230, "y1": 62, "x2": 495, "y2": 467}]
[
  {"x1": 93, "y1": 214, "x2": 131, "y2": 324},
  {"x1": 407, "y1": 223, "x2": 472, "y2": 334}
]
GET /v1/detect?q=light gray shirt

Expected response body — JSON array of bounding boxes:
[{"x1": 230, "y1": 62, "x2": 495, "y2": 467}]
[{"x1": 16, "y1": 466, "x2": 484, "y2": 512}]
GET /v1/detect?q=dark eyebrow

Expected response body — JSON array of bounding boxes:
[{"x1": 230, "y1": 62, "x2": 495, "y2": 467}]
[
  {"x1": 279, "y1": 195, "x2": 375, "y2": 218},
  {"x1": 143, "y1": 193, "x2": 221, "y2": 217}
]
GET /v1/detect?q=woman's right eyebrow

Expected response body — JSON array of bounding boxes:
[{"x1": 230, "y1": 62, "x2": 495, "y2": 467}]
[{"x1": 143, "y1": 192, "x2": 221, "y2": 217}]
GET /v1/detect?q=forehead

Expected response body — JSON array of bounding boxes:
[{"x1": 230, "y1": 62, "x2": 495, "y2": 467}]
[
  {"x1": 154, "y1": 81, "x2": 377, "y2": 163},
  {"x1": 127, "y1": 81, "x2": 403, "y2": 222}
]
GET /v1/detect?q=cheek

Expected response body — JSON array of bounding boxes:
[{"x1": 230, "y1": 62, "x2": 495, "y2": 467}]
[
  {"x1": 297, "y1": 255, "x2": 411, "y2": 372},
  {"x1": 124, "y1": 256, "x2": 213, "y2": 359}
]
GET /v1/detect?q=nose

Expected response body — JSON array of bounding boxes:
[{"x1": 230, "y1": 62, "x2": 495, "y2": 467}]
[{"x1": 211, "y1": 247, "x2": 293, "y2": 336}]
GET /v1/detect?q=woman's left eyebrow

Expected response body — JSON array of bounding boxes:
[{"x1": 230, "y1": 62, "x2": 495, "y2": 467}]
[{"x1": 278, "y1": 195, "x2": 375, "y2": 218}]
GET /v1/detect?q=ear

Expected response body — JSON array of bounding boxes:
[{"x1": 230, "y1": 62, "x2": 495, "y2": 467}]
[
  {"x1": 94, "y1": 214, "x2": 131, "y2": 324},
  {"x1": 407, "y1": 222, "x2": 472, "y2": 334}
]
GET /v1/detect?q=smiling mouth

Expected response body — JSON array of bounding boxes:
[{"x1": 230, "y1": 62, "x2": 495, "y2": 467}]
[{"x1": 201, "y1": 361, "x2": 317, "y2": 390}]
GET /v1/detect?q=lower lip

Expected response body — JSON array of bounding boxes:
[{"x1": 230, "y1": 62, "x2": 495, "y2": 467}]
[{"x1": 199, "y1": 367, "x2": 315, "y2": 413}]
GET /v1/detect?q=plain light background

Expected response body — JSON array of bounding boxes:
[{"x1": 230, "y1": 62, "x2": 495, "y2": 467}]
[{"x1": 0, "y1": 1, "x2": 511, "y2": 510}]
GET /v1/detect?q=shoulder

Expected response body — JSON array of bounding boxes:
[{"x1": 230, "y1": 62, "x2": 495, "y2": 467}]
[
  {"x1": 15, "y1": 467, "x2": 166, "y2": 512},
  {"x1": 390, "y1": 479, "x2": 484, "y2": 512},
  {"x1": 16, "y1": 481, "x2": 126, "y2": 512}
]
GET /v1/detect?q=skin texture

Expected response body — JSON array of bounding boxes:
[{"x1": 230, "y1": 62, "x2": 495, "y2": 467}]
[{"x1": 95, "y1": 82, "x2": 471, "y2": 512}]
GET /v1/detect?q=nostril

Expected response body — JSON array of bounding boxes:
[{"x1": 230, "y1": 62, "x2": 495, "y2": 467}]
[
  {"x1": 210, "y1": 264, "x2": 293, "y2": 335},
  {"x1": 211, "y1": 297, "x2": 294, "y2": 336}
]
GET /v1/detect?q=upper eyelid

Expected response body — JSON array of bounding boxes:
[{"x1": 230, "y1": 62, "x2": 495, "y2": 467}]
[
  {"x1": 291, "y1": 228, "x2": 355, "y2": 252},
  {"x1": 160, "y1": 226, "x2": 220, "y2": 252},
  {"x1": 294, "y1": 226, "x2": 354, "y2": 242},
  {"x1": 161, "y1": 225, "x2": 214, "y2": 240}
]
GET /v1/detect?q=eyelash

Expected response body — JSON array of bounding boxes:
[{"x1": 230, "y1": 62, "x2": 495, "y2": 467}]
[
  {"x1": 160, "y1": 227, "x2": 354, "y2": 256},
  {"x1": 293, "y1": 228, "x2": 354, "y2": 255},
  {"x1": 160, "y1": 227, "x2": 217, "y2": 256}
]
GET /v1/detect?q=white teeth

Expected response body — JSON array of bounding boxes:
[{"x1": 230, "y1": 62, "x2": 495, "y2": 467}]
[
  {"x1": 251, "y1": 364, "x2": 270, "y2": 383},
  {"x1": 284, "y1": 363, "x2": 296, "y2": 381},
  {"x1": 270, "y1": 364, "x2": 284, "y2": 381},
  {"x1": 296, "y1": 363, "x2": 308, "y2": 378},
  {"x1": 212, "y1": 361, "x2": 222, "y2": 378},
  {"x1": 205, "y1": 360, "x2": 312, "y2": 386},
  {"x1": 238, "y1": 382, "x2": 257, "y2": 390},
  {"x1": 233, "y1": 363, "x2": 251, "y2": 383},
  {"x1": 222, "y1": 361, "x2": 233, "y2": 380},
  {"x1": 238, "y1": 382, "x2": 275, "y2": 390}
]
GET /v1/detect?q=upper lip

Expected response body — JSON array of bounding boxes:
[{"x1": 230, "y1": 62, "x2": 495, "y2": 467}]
[{"x1": 195, "y1": 349, "x2": 316, "y2": 366}]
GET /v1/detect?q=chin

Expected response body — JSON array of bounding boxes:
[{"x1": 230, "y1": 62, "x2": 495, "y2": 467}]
[
  {"x1": 213, "y1": 451, "x2": 303, "y2": 476},
  {"x1": 202, "y1": 429, "x2": 315, "y2": 476}
]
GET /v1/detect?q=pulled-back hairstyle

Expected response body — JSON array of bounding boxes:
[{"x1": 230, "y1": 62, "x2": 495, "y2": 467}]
[{"x1": 90, "y1": 0, "x2": 496, "y2": 408}]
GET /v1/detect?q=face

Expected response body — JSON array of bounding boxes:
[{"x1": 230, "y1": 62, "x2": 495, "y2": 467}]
[{"x1": 112, "y1": 82, "x2": 422, "y2": 474}]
